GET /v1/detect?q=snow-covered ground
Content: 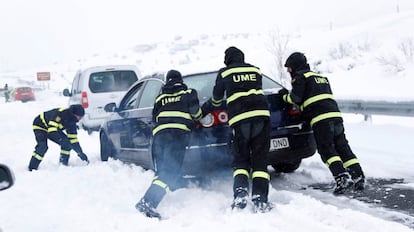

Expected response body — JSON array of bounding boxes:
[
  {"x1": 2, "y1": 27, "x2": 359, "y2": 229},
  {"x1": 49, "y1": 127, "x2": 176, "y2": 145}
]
[
  {"x1": 0, "y1": 88, "x2": 413, "y2": 232},
  {"x1": 1, "y1": 0, "x2": 414, "y2": 231}
]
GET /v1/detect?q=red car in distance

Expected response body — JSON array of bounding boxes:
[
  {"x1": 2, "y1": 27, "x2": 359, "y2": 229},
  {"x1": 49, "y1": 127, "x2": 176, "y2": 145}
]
[{"x1": 13, "y1": 86, "x2": 36, "y2": 102}]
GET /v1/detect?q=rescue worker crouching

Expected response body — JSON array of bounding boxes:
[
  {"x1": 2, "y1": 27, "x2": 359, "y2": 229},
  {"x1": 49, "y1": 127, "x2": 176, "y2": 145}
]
[
  {"x1": 28, "y1": 104, "x2": 89, "y2": 171},
  {"x1": 135, "y1": 69, "x2": 203, "y2": 219},
  {"x1": 279, "y1": 52, "x2": 365, "y2": 194}
]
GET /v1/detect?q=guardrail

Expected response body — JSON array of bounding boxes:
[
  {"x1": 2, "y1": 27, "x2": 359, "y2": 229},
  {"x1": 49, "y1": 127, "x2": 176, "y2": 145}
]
[{"x1": 336, "y1": 99, "x2": 414, "y2": 120}]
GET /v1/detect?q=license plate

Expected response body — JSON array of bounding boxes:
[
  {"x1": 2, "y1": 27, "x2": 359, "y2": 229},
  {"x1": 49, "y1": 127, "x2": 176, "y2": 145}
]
[{"x1": 269, "y1": 137, "x2": 289, "y2": 151}]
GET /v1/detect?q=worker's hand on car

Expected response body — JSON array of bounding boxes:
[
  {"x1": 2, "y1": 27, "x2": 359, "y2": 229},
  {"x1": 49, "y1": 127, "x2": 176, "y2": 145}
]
[{"x1": 278, "y1": 88, "x2": 289, "y2": 96}]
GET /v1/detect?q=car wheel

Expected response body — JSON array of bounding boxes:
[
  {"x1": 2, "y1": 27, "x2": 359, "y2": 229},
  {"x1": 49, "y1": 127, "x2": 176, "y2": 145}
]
[
  {"x1": 271, "y1": 160, "x2": 301, "y2": 173},
  {"x1": 100, "y1": 132, "x2": 114, "y2": 161}
]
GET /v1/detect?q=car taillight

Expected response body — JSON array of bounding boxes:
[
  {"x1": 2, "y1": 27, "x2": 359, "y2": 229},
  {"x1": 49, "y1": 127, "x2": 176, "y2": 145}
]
[
  {"x1": 198, "y1": 110, "x2": 228, "y2": 128},
  {"x1": 288, "y1": 105, "x2": 301, "y2": 116},
  {"x1": 81, "y1": 91, "x2": 89, "y2": 108}
]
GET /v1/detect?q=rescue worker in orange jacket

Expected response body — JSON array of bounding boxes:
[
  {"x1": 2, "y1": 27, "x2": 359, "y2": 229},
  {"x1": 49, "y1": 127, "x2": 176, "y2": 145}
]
[
  {"x1": 279, "y1": 52, "x2": 365, "y2": 194},
  {"x1": 28, "y1": 104, "x2": 89, "y2": 171}
]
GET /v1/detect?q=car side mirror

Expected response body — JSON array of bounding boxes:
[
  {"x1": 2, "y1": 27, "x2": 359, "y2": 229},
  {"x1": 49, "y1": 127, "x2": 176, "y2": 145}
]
[
  {"x1": 104, "y1": 102, "x2": 117, "y2": 112},
  {"x1": 62, "y1": 88, "x2": 71, "y2": 97},
  {"x1": 0, "y1": 164, "x2": 15, "y2": 191}
]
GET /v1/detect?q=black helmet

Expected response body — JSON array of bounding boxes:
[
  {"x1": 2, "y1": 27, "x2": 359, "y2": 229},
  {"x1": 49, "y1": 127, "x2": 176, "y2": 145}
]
[
  {"x1": 284, "y1": 52, "x2": 307, "y2": 70},
  {"x1": 166, "y1": 69, "x2": 183, "y2": 84},
  {"x1": 70, "y1": 104, "x2": 85, "y2": 117}
]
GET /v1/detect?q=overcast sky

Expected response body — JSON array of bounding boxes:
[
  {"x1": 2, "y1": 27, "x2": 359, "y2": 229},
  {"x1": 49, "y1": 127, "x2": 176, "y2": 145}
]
[{"x1": 0, "y1": 0, "x2": 411, "y2": 72}]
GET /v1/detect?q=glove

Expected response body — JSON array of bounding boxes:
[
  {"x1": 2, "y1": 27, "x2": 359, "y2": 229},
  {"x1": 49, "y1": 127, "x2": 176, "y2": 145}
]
[
  {"x1": 78, "y1": 153, "x2": 89, "y2": 164},
  {"x1": 278, "y1": 88, "x2": 289, "y2": 96},
  {"x1": 278, "y1": 88, "x2": 289, "y2": 103},
  {"x1": 201, "y1": 98, "x2": 214, "y2": 117}
]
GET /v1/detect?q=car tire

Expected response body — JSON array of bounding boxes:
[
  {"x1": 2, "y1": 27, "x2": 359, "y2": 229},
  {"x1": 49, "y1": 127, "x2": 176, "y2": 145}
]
[
  {"x1": 100, "y1": 132, "x2": 114, "y2": 161},
  {"x1": 271, "y1": 160, "x2": 301, "y2": 173}
]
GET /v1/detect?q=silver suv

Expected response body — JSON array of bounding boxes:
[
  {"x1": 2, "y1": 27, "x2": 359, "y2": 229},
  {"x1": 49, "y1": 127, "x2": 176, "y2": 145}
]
[{"x1": 63, "y1": 65, "x2": 141, "y2": 133}]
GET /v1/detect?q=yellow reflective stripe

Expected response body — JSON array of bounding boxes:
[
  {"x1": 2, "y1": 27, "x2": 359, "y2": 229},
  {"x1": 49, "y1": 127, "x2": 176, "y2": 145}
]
[
  {"x1": 304, "y1": 71, "x2": 321, "y2": 78},
  {"x1": 227, "y1": 89, "x2": 264, "y2": 104},
  {"x1": 58, "y1": 108, "x2": 66, "y2": 112},
  {"x1": 40, "y1": 113, "x2": 48, "y2": 128},
  {"x1": 152, "y1": 123, "x2": 190, "y2": 135},
  {"x1": 49, "y1": 121, "x2": 59, "y2": 127},
  {"x1": 221, "y1": 67, "x2": 261, "y2": 78},
  {"x1": 70, "y1": 139, "x2": 79, "y2": 144},
  {"x1": 48, "y1": 127, "x2": 58, "y2": 132},
  {"x1": 192, "y1": 108, "x2": 202, "y2": 119},
  {"x1": 302, "y1": 94, "x2": 334, "y2": 109},
  {"x1": 283, "y1": 94, "x2": 294, "y2": 104},
  {"x1": 228, "y1": 110, "x2": 270, "y2": 126},
  {"x1": 310, "y1": 112, "x2": 342, "y2": 127},
  {"x1": 343, "y1": 158, "x2": 359, "y2": 168},
  {"x1": 233, "y1": 169, "x2": 249, "y2": 178},
  {"x1": 252, "y1": 171, "x2": 270, "y2": 181},
  {"x1": 157, "y1": 111, "x2": 192, "y2": 121},
  {"x1": 60, "y1": 150, "x2": 70, "y2": 155},
  {"x1": 212, "y1": 97, "x2": 223, "y2": 107},
  {"x1": 67, "y1": 134, "x2": 77, "y2": 138},
  {"x1": 326, "y1": 156, "x2": 342, "y2": 166},
  {"x1": 155, "y1": 89, "x2": 192, "y2": 103},
  {"x1": 32, "y1": 152, "x2": 43, "y2": 161},
  {"x1": 153, "y1": 179, "x2": 170, "y2": 192},
  {"x1": 33, "y1": 125, "x2": 47, "y2": 132}
]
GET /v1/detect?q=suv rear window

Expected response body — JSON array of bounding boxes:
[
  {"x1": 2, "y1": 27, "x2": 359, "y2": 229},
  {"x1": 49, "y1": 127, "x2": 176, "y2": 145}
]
[{"x1": 89, "y1": 70, "x2": 138, "y2": 93}]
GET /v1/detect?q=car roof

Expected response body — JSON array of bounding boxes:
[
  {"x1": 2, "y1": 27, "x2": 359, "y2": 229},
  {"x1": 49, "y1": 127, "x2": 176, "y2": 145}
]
[{"x1": 140, "y1": 70, "x2": 218, "y2": 82}]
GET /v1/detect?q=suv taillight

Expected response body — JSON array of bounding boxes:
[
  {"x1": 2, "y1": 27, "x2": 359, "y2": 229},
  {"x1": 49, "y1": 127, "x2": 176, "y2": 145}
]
[
  {"x1": 81, "y1": 91, "x2": 89, "y2": 108},
  {"x1": 198, "y1": 110, "x2": 228, "y2": 128}
]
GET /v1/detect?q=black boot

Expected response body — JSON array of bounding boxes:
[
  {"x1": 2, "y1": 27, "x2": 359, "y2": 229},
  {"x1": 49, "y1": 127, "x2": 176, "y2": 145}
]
[
  {"x1": 28, "y1": 157, "x2": 41, "y2": 171},
  {"x1": 333, "y1": 172, "x2": 354, "y2": 194},
  {"x1": 59, "y1": 155, "x2": 69, "y2": 166},
  {"x1": 231, "y1": 187, "x2": 248, "y2": 210},
  {"x1": 252, "y1": 195, "x2": 273, "y2": 213},
  {"x1": 135, "y1": 198, "x2": 161, "y2": 219},
  {"x1": 347, "y1": 164, "x2": 365, "y2": 191}
]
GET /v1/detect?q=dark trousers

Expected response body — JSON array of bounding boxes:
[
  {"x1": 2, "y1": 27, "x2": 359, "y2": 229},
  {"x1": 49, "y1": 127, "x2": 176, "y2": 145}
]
[
  {"x1": 29, "y1": 118, "x2": 72, "y2": 170},
  {"x1": 231, "y1": 118, "x2": 270, "y2": 202},
  {"x1": 313, "y1": 118, "x2": 364, "y2": 178},
  {"x1": 142, "y1": 129, "x2": 189, "y2": 208}
]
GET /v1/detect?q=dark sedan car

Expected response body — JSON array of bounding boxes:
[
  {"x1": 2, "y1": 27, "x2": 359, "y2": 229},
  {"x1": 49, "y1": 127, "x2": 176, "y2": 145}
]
[{"x1": 99, "y1": 71, "x2": 316, "y2": 175}]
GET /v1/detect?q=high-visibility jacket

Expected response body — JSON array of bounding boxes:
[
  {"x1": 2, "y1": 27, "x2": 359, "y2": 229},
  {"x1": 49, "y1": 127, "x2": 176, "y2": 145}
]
[
  {"x1": 211, "y1": 63, "x2": 270, "y2": 127},
  {"x1": 152, "y1": 83, "x2": 202, "y2": 135},
  {"x1": 283, "y1": 69, "x2": 342, "y2": 127},
  {"x1": 33, "y1": 107, "x2": 83, "y2": 153}
]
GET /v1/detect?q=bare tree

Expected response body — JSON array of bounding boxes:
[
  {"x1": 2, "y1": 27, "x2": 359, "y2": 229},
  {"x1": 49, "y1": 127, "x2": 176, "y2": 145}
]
[{"x1": 266, "y1": 29, "x2": 291, "y2": 87}]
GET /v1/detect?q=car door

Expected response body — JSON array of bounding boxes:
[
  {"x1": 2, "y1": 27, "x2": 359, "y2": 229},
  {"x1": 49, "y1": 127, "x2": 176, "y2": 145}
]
[
  {"x1": 130, "y1": 79, "x2": 164, "y2": 168},
  {"x1": 106, "y1": 82, "x2": 144, "y2": 162}
]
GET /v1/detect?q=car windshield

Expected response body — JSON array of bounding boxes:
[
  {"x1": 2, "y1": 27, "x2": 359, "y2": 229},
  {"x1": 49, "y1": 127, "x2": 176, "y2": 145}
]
[
  {"x1": 89, "y1": 70, "x2": 138, "y2": 93},
  {"x1": 182, "y1": 72, "x2": 283, "y2": 102}
]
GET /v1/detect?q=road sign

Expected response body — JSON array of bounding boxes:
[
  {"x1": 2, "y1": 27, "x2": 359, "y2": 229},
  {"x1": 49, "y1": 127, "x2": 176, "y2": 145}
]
[{"x1": 37, "y1": 72, "x2": 51, "y2": 81}]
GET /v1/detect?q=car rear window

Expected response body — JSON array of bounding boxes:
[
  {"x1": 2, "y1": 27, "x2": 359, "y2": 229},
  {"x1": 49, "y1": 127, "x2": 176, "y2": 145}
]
[
  {"x1": 183, "y1": 72, "x2": 282, "y2": 102},
  {"x1": 89, "y1": 70, "x2": 138, "y2": 93},
  {"x1": 16, "y1": 87, "x2": 32, "y2": 93}
]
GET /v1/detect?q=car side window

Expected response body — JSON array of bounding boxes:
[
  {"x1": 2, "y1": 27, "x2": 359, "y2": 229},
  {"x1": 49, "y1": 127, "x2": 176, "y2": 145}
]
[
  {"x1": 137, "y1": 80, "x2": 163, "y2": 109},
  {"x1": 119, "y1": 82, "x2": 144, "y2": 111}
]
